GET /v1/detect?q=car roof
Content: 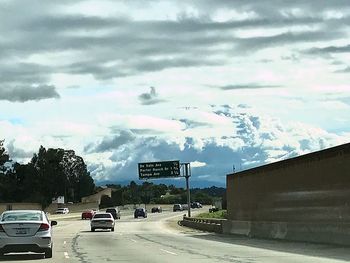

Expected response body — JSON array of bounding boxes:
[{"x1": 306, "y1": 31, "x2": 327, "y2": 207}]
[
  {"x1": 94, "y1": 212, "x2": 113, "y2": 215},
  {"x1": 2, "y1": 210, "x2": 43, "y2": 214}
]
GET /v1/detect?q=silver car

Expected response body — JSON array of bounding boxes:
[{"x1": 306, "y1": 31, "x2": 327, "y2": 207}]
[
  {"x1": 0, "y1": 210, "x2": 57, "y2": 258},
  {"x1": 55, "y1": 207, "x2": 69, "y2": 214},
  {"x1": 91, "y1": 212, "x2": 115, "y2": 232}
]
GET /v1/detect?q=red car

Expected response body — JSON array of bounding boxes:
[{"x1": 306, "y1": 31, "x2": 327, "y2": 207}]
[{"x1": 81, "y1": 210, "x2": 95, "y2": 220}]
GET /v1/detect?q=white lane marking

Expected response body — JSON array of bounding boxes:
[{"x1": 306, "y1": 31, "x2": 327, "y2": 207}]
[
  {"x1": 160, "y1": 249, "x2": 177, "y2": 255},
  {"x1": 63, "y1": 241, "x2": 67, "y2": 245},
  {"x1": 64, "y1": 252, "x2": 70, "y2": 259},
  {"x1": 130, "y1": 239, "x2": 137, "y2": 243}
]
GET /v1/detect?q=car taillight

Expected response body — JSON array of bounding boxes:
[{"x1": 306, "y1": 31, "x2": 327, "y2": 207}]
[
  {"x1": 0, "y1": 224, "x2": 4, "y2": 232},
  {"x1": 37, "y1": 223, "x2": 50, "y2": 232}
]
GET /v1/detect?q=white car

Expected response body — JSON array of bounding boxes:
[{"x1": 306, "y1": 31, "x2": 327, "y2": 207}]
[
  {"x1": 55, "y1": 208, "x2": 69, "y2": 214},
  {"x1": 91, "y1": 213, "x2": 115, "y2": 232},
  {"x1": 0, "y1": 210, "x2": 57, "y2": 258}
]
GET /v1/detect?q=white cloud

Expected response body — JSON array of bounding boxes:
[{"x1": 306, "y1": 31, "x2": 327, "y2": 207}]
[{"x1": 191, "y1": 161, "x2": 206, "y2": 168}]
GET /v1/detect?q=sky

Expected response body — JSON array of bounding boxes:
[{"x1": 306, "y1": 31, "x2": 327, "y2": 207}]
[{"x1": 0, "y1": 0, "x2": 350, "y2": 186}]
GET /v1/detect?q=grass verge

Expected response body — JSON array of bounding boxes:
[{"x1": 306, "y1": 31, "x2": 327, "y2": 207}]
[{"x1": 196, "y1": 210, "x2": 227, "y2": 219}]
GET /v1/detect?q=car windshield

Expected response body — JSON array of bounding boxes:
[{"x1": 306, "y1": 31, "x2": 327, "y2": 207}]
[
  {"x1": 1, "y1": 212, "x2": 42, "y2": 222},
  {"x1": 94, "y1": 214, "x2": 112, "y2": 219}
]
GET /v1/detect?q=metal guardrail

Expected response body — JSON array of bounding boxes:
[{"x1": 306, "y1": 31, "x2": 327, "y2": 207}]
[
  {"x1": 183, "y1": 216, "x2": 224, "y2": 225},
  {"x1": 181, "y1": 216, "x2": 225, "y2": 233}
]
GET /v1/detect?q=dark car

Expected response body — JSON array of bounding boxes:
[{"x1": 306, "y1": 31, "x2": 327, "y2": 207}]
[
  {"x1": 151, "y1": 206, "x2": 162, "y2": 213},
  {"x1": 191, "y1": 202, "x2": 202, "y2": 209},
  {"x1": 173, "y1": 204, "x2": 183, "y2": 212},
  {"x1": 105, "y1": 208, "x2": 120, "y2": 219},
  {"x1": 134, "y1": 208, "x2": 147, "y2": 218}
]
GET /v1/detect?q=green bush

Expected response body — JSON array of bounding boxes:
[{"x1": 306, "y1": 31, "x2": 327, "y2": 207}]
[{"x1": 196, "y1": 210, "x2": 227, "y2": 219}]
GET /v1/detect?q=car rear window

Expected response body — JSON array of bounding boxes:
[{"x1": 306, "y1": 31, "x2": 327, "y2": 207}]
[
  {"x1": 1, "y1": 212, "x2": 43, "y2": 222},
  {"x1": 94, "y1": 214, "x2": 112, "y2": 219}
]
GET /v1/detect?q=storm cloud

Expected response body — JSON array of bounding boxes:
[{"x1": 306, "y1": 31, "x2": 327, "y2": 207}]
[
  {"x1": 1, "y1": 0, "x2": 350, "y2": 86},
  {"x1": 85, "y1": 105, "x2": 349, "y2": 183},
  {"x1": 0, "y1": 85, "x2": 60, "y2": 102},
  {"x1": 219, "y1": 84, "x2": 282, "y2": 90},
  {"x1": 138, "y1": 87, "x2": 165, "y2": 105},
  {"x1": 85, "y1": 130, "x2": 136, "y2": 153}
]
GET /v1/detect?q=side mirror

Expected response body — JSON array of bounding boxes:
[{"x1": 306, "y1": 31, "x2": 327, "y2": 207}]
[{"x1": 51, "y1": 220, "x2": 58, "y2": 226}]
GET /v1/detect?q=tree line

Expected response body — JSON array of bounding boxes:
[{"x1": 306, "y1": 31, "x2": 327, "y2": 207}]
[
  {"x1": 0, "y1": 140, "x2": 95, "y2": 207},
  {"x1": 100, "y1": 182, "x2": 226, "y2": 208}
]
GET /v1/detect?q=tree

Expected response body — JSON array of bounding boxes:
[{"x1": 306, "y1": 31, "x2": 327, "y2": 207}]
[
  {"x1": 0, "y1": 142, "x2": 95, "y2": 207},
  {"x1": 60, "y1": 150, "x2": 90, "y2": 202},
  {"x1": 128, "y1": 181, "x2": 141, "y2": 205},
  {"x1": 192, "y1": 192, "x2": 213, "y2": 205},
  {"x1": 0, "y1": 140, "x2": 11, "y2": 202},
  {"x1": 99, "y1": 195, "x2": 113, "y2": 209},
  {"x1": 169, "y1": 184, "x2": 184, "y2": 195},
  {"x1": 111, "y1": 189, "x2": 123, "y2": 206},
  {"x1": 29, "y1": 146, "x2": 95, "y2": 206},
  {"x1": 0, "y1": 140, "x2": 10, "y2": 174},
  {"x1": 140, "y1": 182, "x2": 153, "y2": 205}
]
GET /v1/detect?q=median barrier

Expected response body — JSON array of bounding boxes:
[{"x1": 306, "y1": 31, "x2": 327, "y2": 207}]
[{"x1": 181, "y1": 216, "x2": 225, "y2": 233}]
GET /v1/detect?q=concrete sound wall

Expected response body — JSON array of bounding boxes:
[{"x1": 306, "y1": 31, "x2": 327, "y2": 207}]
[
  {"x1": 226, "y1": 143, "x2": 350, "y2": 245},
  {"x1": 45, "y1": 202, "x2": 99, "y2": 214},
  {"x1": 81, "y1": 188, "x2": 112, "y2": 204}
]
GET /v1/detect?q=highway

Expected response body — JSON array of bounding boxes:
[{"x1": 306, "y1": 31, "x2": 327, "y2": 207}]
[{"x1": 1, "y1": 208, "x2": 350, "y2": 262}]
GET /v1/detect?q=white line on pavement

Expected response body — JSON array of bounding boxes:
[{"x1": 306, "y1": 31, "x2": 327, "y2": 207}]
[
  {"x1": 64, "y1": 252, "x2": 70, "y2": 259},
  {"x1": 63, "y1": 241, "x2": 67, "y2": 245},
  {"x1": 160, "y1": 249, "x2": 177, "y2": 255},
  {"x1": 130, "y1": 239, "x2": 137, "y2": 243}
]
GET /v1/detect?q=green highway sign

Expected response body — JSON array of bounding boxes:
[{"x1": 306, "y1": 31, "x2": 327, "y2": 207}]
[{"x1": 138, "y1": 160, "x2": 180, "y2": 179}]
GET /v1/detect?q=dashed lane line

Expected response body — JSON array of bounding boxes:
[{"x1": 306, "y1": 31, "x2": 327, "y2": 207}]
[{"x1": 160, "y1": 249, "x2": 177, "y2": 256}]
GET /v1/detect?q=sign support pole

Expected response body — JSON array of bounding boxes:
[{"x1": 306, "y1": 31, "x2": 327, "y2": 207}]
[
  {"x1": 138, "y1": 160, "x2": 191, "y2": 217},
  {"x1": 184, "y1": 163, "x2": 191, "y2": 217}
]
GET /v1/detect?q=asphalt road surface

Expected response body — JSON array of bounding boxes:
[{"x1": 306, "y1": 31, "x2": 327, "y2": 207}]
[{"x1": 1, "y1": 208, "x2": 350, "y2": 263}]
